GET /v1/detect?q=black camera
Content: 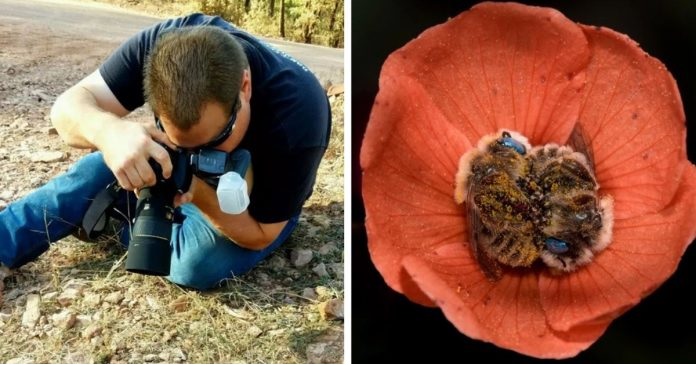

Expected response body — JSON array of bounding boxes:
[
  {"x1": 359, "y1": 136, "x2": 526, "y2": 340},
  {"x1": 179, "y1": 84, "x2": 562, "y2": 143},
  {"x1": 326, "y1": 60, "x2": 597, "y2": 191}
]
[{"x1": 124, "y1": 147, "x2": 250, "y2": 276}]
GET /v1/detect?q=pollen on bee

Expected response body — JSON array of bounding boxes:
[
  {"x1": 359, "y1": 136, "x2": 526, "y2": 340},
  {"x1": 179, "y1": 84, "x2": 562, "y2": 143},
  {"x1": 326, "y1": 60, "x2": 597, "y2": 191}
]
[
  {"x1": 454, "y1": 150, "x2": 479, "y2": 204},
  {"x1": 454, "y1": 128, "x2": 614, "y2": 277}
]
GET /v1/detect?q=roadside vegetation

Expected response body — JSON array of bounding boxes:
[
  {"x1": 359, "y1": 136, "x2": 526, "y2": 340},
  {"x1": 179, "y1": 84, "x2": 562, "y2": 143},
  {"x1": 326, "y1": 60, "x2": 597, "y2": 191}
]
[{"x1": 90, "y1": 0, "x2": 344, "y2": 47}]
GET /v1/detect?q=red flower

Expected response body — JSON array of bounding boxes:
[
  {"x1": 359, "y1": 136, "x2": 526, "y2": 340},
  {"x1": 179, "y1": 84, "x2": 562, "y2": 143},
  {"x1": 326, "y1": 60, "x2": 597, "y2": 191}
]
[{"x1": 361, "y1": 2, "x2": 696, "y2": 359}]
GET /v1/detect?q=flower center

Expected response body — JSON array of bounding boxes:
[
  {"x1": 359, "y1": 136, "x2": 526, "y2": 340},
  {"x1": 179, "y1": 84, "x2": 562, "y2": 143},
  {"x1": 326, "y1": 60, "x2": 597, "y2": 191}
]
[{"x1": 454, "y1": 130, "x2": 614, "y2": 280}]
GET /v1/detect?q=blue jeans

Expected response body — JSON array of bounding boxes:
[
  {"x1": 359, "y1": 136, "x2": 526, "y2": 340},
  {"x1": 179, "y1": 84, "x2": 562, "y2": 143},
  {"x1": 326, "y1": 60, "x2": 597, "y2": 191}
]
[{"x1": 0, "y1": 152, "x2": 298, "y2": 290}]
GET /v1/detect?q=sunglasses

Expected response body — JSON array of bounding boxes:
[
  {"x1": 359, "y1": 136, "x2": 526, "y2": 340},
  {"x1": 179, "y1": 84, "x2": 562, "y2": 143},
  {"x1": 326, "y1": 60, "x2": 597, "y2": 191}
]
[{"x1": 155, "y1": 97, "x2": 240, "y2": 151}]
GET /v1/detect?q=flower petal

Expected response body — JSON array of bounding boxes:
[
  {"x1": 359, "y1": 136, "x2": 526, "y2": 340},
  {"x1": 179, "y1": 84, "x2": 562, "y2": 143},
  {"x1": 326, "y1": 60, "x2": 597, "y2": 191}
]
[
  {"x1": 577, "y1": 25, "x2": 687, "y2": 220},
  {"x1": 362, "y1": 70, "x2": 471, "y2": 304},
  {"x1": 361, "y1": 0, "x2": 593, "y2": 311},
  {"x1": 401, "y1": 243, "x2": 611, "y2": 359},
  {"x1": 539, "y1": 164, "x2": 696, "y2": 332},
  {"x1": 366, "y1": 2, "x2": 590, "y2": 148}
]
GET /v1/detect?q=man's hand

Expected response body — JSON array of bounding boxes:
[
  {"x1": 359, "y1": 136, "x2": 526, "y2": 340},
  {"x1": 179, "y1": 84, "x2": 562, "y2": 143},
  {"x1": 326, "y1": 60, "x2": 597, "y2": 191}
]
[
  {"x1": 96, "y1": 120, "x2": 176, "y2": 191},
  {"x1": 51, "y1": 70, "x2": 178, "y2": 191},
  {"x1": 173, "y1": 175, "x2": 196, "y2": 208}
]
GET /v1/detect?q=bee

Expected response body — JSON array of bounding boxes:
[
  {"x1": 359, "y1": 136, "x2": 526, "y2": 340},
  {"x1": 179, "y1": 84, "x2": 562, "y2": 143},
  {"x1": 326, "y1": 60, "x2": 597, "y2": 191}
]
[{"x1": 455, "y1": 128, "x2": 613, "y2": 280}]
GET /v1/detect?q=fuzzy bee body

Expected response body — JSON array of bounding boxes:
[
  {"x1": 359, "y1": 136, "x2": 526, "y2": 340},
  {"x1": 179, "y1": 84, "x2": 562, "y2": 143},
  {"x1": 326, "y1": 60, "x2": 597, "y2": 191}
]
[{"x1": 455, "y1": 129, "x2": 614, "y2": 280}]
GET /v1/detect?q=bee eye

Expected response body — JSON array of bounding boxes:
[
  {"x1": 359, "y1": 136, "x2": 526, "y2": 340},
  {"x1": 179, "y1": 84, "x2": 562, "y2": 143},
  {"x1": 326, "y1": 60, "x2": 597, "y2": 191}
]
[
  {"x1": 498, "y1": 137, "x2": 527, "y2": 155},
  {"x1": 545, "y1": 237, "x2": 569, "y2": 254}
]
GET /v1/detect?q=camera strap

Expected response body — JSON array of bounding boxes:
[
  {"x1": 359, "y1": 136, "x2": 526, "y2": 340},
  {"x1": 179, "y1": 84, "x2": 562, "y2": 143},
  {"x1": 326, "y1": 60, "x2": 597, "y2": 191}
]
[{"x1": 82, "y1": 180, "x2": 121, "y2": 240}]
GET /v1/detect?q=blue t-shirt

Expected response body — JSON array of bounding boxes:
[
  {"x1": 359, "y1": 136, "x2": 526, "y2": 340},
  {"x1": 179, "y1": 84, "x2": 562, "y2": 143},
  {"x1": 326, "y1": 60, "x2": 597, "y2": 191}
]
[{"x1": 99, "y1": 13, "x2": 331, "y2": 223}]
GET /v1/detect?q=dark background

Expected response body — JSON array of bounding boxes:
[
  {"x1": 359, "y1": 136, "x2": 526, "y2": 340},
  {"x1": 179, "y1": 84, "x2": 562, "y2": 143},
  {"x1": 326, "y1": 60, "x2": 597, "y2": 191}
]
[{"x1": 352, "y1": 0, "x2": 696, "y2": 362}]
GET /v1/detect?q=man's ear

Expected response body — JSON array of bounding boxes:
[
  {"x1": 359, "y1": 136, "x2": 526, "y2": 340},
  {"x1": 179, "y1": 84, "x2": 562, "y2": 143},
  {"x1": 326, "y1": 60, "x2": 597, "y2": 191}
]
[{"x1": 241, "y1": 68, "x2": 252, "y2": 101}]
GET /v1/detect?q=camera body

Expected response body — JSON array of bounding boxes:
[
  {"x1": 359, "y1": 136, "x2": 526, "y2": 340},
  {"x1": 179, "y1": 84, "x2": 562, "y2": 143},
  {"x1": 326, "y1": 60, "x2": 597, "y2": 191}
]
[{"x1": 124, "y1": 147, "x2": 250, "y2": 276}]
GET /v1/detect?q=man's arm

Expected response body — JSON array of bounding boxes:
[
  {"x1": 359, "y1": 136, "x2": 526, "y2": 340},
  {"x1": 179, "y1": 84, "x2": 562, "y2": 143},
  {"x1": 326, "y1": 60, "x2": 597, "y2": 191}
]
[
  {"x1": 50, "y1": 70, "x2": 129, "y2": 148},
  {"x1": 50, "y1": 70, "x2": 175, "y2": 190},
  {"x1": 187, "y1": 176, "x2": 288, "y2": 250}
]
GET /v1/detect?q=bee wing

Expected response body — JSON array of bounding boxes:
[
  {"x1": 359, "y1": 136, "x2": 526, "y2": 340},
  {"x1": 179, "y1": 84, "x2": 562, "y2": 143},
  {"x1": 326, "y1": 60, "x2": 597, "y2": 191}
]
[
  {"x1": 467, "y1": 182, "x2": 503, "y2": 281},
  {"x1": 566, "y1": 123, "x2": 595, "y2": 174}
]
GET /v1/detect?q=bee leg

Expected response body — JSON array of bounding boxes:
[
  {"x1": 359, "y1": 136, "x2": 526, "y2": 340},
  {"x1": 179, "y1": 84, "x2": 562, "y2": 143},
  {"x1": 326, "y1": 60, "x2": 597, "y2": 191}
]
[{"x1": 475, "y1": 248, "x2": 503, "y2": 282}]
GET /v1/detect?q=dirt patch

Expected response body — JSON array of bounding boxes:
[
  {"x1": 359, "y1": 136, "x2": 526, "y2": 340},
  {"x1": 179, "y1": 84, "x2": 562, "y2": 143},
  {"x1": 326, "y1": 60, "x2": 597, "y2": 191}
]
[{"x1": 0, "y1": 15, "x2": 343, "y2": 364}]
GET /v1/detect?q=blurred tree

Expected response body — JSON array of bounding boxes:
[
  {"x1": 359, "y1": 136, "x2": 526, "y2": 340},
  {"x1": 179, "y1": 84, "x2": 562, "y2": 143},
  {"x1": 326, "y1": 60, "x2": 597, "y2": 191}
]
[{"x1": 196, "y1": 0, "x2": 343, "y2": 47}]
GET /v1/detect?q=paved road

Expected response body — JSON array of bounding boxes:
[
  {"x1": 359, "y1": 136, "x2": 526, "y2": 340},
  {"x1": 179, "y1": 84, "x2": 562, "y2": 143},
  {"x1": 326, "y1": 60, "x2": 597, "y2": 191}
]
[{"x1": 0, "y1": 0, "x2": 344, "y2": 84}]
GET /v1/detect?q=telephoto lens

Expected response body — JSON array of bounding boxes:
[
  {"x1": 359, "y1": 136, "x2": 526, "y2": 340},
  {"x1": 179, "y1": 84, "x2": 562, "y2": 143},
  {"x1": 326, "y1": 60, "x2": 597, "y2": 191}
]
[
  {"x1": 125, "y1": 148, "x2": 191, "y2": 276},
  {"x1": 124, "y1": 181, "x2": 177, "y2": 276}
]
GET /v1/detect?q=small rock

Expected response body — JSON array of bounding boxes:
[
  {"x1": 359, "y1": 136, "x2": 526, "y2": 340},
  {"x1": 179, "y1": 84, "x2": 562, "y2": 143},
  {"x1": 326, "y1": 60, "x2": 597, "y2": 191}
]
[
  {"x1": 268, "y1": 328, "x2": 285, "y2": 336},
  {"x1": 21, "y1": 294, "x2": 41, "y2": 328},
  {"x1": 30, "y1": 89, "x2": 52, "y2": 102},
  {"x1": 57, "y1": 288, "x2": 82, "y2": 306},
  {"x1": 103, "y1": 291, "x2": 124, "y2": 305},
  {"x1": 0, "y1": 190, "x2": 13, "y2": 201},
  {"x1": 0, "y1": 312, "x2": 12, "y2": 322},
  {"x1": 41, "y1": 291, "x2": 58, "y2": 301},
  {"x1": 62, "y1": 278, "x2": 88, "y2": 291},
  {"x1": 63, "y1": 353, "x2": 87, "y2": 364},
  {"x1": 312, "y1": 263, "x2": 329, "y2": 277},
  {"x1": 145, "y1": 296, "x2": 160, "y2": 310},
  {"x1": 318, "y1": 243, "x2": 338, "y2": 255},
  {"x1": 90, "y1": 335, "x2": 104, "y2": 346},
  {"x1": 143, "y1": 354, "x2": 158, "y2": 362},
  {"x1": 308, "y1": 225, "x2": 321, "y2": 237},
  {"x1": 287, "y1": 269, "x2": 301, "y2": 280},
  {"x1": 82, "y1": 324, "x2": 102, "y2": 339},
  {"x1": 29, "y1": 176, "x2": 43, "y2": 188},
  {"x1": 172, "y1": 348, "x2": 187, "y2": 362},
  {"x1": 327, "y1": 263, "x2": 344, "y2": 279},
  {"x1": 158, "y1": 351, "x2": 170, "y2": 362},
  {"x1": 290, "y1": 248, "x2": 313, "y2": 267},
  {"x1": 5, "y1": 288, "x2": 21, "y2": 301},
  {"x1": 162, "y1": 329, "x2": 177, "y2": 342},
  {"x1": 302, "y1": 288, "x2": 318, "y2": 301},
  {"x1": 306, "y1": 342, "x2": 328, "y2": 363},
  {"x1": 313, "y1": 214, "x2": 332, "y2": 228},
  {"x1": 254, "y1": 272, "x2": 272, "y2": 287},
  {"x1": 83, "y1": 293, "x2": 101, "y2": 307},
  {"x1": 76, "y1": 314, "x2": 92, "y2": 327},
  {"x1": 247, "y1": 325, "x2": 263, "y2": 337},
  {"x1": 318, "y1": 298, "x2": 344, "y2": 320},
  {"x1": 30, "y1": 151, "x2": 65, "y2": 163},
  {"x1": 128, "y1": 353, "x2": 143, "y2": 363},
  {"x1": 109, "y1": 336, "x2": 126, "y2": 352},
  {"x1": 168, "y1": 295, "x2": 189, "y2": 313},
  {"x1": 51, "y1": 309, "x2": 77, "y2": 330},
  {"x1": 10, "y1": 118, "x2": 28, "y2": 129},
  {"x1": 6, "y1": 357, "x2": 33, "y2": 364},
  {"x1": 43, "y1": 126, "x2": 58, "y2": 135}
]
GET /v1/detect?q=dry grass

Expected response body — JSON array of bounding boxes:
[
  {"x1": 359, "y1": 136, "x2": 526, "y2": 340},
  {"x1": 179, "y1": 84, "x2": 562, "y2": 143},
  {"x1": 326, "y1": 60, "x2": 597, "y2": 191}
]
[{"x1": 0, "y1": 96, "x2": 344, "y2": 363}]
